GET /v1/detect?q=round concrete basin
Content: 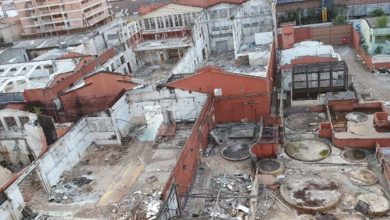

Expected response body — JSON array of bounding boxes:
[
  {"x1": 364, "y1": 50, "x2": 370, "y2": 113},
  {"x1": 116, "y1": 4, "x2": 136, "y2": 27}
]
[
  {"x1": 280, "y1": 174, "x2": 342, "y2": 213},
  {"x1": 341, "y1": 149, "x2": 367, "y2": 162},
  {"x1": 347, "y1": 168, "x2": 378, "y2": 186},
  {"x1": 221, "y1": 143, "x2": 250, "y2": 161},
  {"x1": 285, "y1": 139, "x2": 331, "y2": 162},
  {"x1": 285, "y1": 112, "x2": 326, "y2": 131}
]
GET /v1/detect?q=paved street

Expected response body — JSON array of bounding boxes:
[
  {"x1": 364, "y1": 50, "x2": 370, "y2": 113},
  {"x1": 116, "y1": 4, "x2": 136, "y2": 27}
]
[{"x1": 335, "y1": 46, "x2": 390, "y2": 102}]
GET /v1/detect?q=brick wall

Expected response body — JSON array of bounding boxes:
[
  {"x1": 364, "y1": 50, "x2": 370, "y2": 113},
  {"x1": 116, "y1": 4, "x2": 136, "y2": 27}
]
[
  {"x1": 352, "y1": 28, "x2": 374, "y2": 69},
  {"x1": 162, "y1": 96, "x2": 215, "y2": 207},
  {"x1": 23, "y1": 48, "x2": 116, "y2": 121}
]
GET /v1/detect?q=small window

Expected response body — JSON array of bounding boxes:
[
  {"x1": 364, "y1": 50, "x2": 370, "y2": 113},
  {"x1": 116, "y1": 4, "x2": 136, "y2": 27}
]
[
  {"x1": 220, "y1": 9, "x2": 228, "y2": 19},
  {"x1": 143, "y1": 18, "x2": 150, "y2": 30},
  {"x1": 157, "y1": 17, "x2": 164, "y2": 29},
  {"x1": 18, "y1": 116, "x2": 30, "y2": 127},
  {"x1": 4, "y1": 117, "x2": 17, "y2": 131},
  {"x1": 149, "y1": 18, "x2": 156, "y2": 30},
  {"x1": 16, "y1": 80, "x2": 25, "y2": 85}
]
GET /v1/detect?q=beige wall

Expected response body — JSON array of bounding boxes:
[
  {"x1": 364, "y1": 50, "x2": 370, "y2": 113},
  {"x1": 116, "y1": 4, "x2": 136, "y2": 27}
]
[
  {"x1": 0, "y1": 24, "x2": 22, "y2": 43},
  {"x1": 14, "y1": 0, "x2": 111, "y2": 36}
]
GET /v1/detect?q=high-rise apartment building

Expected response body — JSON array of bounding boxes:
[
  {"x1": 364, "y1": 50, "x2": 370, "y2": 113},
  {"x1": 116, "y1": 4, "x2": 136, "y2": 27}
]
[{"x1": 14, "y1": 0, "x2": 111, "y2": 37}]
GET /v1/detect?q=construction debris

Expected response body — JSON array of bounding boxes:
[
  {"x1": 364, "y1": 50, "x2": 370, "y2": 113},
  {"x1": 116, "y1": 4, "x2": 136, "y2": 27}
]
[{"x1": 192, "y1": 174, "x2": 253, "y2": 218}]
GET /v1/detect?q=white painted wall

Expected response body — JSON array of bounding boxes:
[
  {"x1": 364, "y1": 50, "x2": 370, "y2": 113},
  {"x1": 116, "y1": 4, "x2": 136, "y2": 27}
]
[
  {"x1": 109, "y1": 85, "x2": 207, "y2": 138},
  {"x1": 207, "y1": 3, "x2": 238, "y2": 52},
  {"x1": 0, "y1": 109, "x2": 46, "y2": 163},
  {"x1": 0, "y1": 185, "x2": 24, "y2": 220},
  {"x1": 0, "y1": 139, "x2": 30, "y2": 166},
  {"x1": 35, "y1": 116, "x2": 119, "y2": 191},
  {"x1": 171, "y1": 12, "x2": 211, "y2": 75},
  {"x1": 127, "y1": 86, "x2": 207, "y2": 124},
  {"x1": 110, "y1": 94, "x2": 132, "y2": 138}
]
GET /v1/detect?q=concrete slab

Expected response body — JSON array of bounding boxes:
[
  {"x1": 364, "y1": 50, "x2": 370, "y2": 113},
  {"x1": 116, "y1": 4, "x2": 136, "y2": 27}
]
[
  {"x1": 280, "y1": 174, "x2": 342, "y2": 213},
  {"x1": 285, "y1": 112, "x2": 326, "y2": 132},
  {"x1": 341, "y1": 149, "x2": 368, "y2": 163},
  {"x1": 221, "y1": 143, "x2": 250, "y2": 161},
  {"x1": 347, "y1": 168, "x2": 378, "y2": 186},
  {"x1": 356, "y1": 193, "x2": 389, "y2": 217},
  {"x1": 257, "y1": 159, "x2": 284, "y2": 175},
  {"x1": 229, "y1": 124, "x2": 256, "y2": 139},
  {"x1": 345, "y1": 112, "x2": 368, "y2": 123},
  {"x1": 285, "y1": 139, "x2": 331, "y2": 162}
]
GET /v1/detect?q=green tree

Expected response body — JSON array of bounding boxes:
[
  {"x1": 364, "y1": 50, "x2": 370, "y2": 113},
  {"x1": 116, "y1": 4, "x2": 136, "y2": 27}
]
[
  {"x1": 375, "y1": 46, "x2": 383, "y2": 54},
  {"x1": 376, "y1": 16, "x2": 388, "y2": 28},
  {"x1": 370, "y1": 8, "x2": 385, "y2": 17},
  {"x1": 32, "y1": 106, "x2": 43, "y2": 117},
  {"x1": 333, "y1": 15, "x2": 347, "y2": 25}
]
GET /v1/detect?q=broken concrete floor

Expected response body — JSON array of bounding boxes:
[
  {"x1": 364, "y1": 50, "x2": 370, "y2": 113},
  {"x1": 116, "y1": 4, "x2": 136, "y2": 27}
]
[
  {"x1": 183, "y1": 120, "x2": 390, "y2": 219},
  {"x1": 19, "y1": 124, "x2": 193, "y2": 219}
]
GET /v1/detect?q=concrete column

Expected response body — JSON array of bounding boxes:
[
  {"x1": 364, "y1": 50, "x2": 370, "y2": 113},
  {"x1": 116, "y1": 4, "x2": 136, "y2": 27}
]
[
  {"x1": 35, "y1": 165, "x2": 52, "y2": 193},
  {"x1": 181, "y1": 13, "x2": 185, "y2": 27},
  {"x1": 0, "y1": 117, "x2": 8, "y2": 131},
  {"x1": 14, "y1": 116, "x2": 22, "y2": 130},
  {"x1": 154, "y1": 17, "x2": 158, "y2": 31},
  {"x1": 162, "y1": 16, "x2": 166, "y2": 29}
]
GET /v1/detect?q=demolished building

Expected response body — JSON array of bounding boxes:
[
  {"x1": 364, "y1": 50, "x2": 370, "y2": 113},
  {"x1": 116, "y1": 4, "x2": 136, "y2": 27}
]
[{"x1": 2, "y1": 0, "x2": 390, "y2": 219}]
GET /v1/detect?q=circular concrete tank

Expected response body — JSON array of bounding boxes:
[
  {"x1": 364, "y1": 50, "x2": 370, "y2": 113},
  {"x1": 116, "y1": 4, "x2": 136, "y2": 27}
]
[
  {"x1": 345, "y1": 112, "x2": 368, "y2": 123},
  {"x1": 256, "y1": 159, "x2": 284, "y2": 175},
  {"x1": 341, "y1": 149, "x2": 367, "y2": 162},
  {"x1": 280, "y1": 174, "x2": 342, "y2": 213},
  {"x1": 285, "y1": 139, "x2": 331, "y2": 162},
  {"x1": 265, "y1": 211, "x2": 296, "y2": 220},
  {"x1": 285, "y1": 112, "x2": 326, "y2": 131},
  {"x1": 357, "y1": 193, "x2": 390, "y2": 217},
  {"x1": 221, "y1": 143, "x2": 250, "y2": 161},
  {"x1": 347, "y1": 168, "x2": 378, "y2": 186},
  {"x1": 339, "y1": 192, "x2": 359, "y2": 210}
]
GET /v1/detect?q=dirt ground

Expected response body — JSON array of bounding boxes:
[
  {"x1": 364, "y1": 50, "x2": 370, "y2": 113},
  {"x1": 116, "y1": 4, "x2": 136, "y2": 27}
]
[
  {"x1": 335, "y1": 46, "x2": 390, "y2": 102},
  {"x1": 19, "y1": 124, "x2": 193, "y2": 220}
]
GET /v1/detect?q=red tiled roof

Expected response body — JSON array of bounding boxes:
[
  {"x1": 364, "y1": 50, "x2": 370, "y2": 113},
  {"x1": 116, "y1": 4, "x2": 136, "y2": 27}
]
[
  {"x1": 59, "y1": 52, "x2": 88, "y2": 59},
  {"x1": 175, "y1": 0, "x2": 246, "y2": 8},
  {"x1": 138, "y1": 0, "x2": 246, "y2": 15},
  {"x1": 139, "y1": 3, "x2": 169, "y2": 15}
]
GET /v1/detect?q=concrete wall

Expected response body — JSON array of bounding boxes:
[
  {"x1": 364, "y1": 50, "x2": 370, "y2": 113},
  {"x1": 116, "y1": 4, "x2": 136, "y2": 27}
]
[
  {"x1": 127, "y1": 86, "x2": 207, "y2": 124},
  {"x1": 207, "y1": 3, "x2": 238, "y2": 52},
  {"x1": 110, "y1": 94, "x2": 131, "y2": 138},
  {"x1": 0, "y1": 23, "x2": 21, "y2": 44},
  {"x1": 0, "y1": 109, "x2": 47, "y2": 165},
  {"x1": 0, "y1": 184, "x2": 25, "y2": 220},
  {"x1": 171, "y1": 12, "x2": 211, "y2": 75},
  {"x1": 239, "y1": 0, "x2": 273, "y2": 44},
  {"x1": 35, "y1": 116, "x2": 119, "y2": 191},
  {"x1": 0, "y1": 111, "x2": 122, "y2": 219},
  {"x1": 108, "y1": 85, "x2": 208, "y2": 139}
]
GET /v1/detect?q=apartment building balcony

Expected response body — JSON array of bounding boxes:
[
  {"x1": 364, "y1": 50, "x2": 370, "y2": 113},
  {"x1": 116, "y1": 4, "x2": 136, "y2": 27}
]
[{"x1": 82, "y1": 0, "x2": 105, "y2": 8}]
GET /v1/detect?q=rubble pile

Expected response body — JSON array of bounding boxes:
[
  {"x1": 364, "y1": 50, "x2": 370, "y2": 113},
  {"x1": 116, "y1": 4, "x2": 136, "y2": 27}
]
[
  {"x1": 202, "y1": 174, "x2": 253, "y2": 218},
  {"x1": 48, "y1": 175, "x2": 95, "y2": 204},
  {"x1": 119, "y1": 189, "x2": 162, "y2": 220}
]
